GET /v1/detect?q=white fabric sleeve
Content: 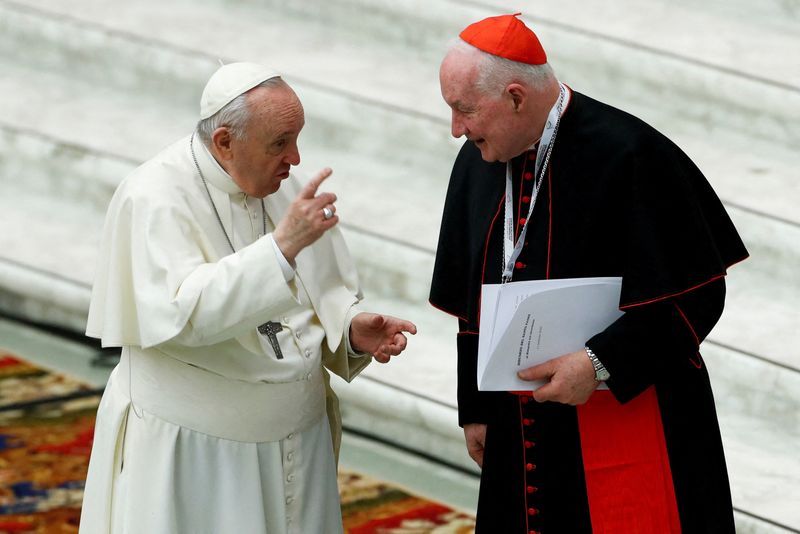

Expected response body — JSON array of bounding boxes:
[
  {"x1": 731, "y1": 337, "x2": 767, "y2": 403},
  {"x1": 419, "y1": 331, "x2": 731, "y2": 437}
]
[
  {"x1": 125, "y1": 198, "x2": 301, "y2": 348},
  {"x1": 268, "y1": 233, "x2": 295, "y2": 282}
]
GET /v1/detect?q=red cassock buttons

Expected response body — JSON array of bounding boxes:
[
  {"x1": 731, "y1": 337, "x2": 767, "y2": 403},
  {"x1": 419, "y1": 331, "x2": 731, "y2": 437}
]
[
  {"x1": 523, "y1": 418, "x2": 533, "y2": 426},
  {"x1": 526, "y1": 463, "x2": 536, "y2": 471},
  {"x1": 515, "y1": 261, "x2": 526, "y2": 269},
  {"x1": 528, "y1": 152, "x2": 536, "y2": 160},
  {"x1": 527, "y1": 485, "x2": 538, "y2": 494},
  {"x1": 519, "y1": 217, "x2": 527, "y2": 225},
  {"x1": 524, "y1": 440, "x2": 534, "y2": 448},
  {"x1": 528, "y1": 507, "x2": 539, "y2": 516},
  {"x1": 522, "y1": 195, "x2": 531, "y2": 203},
  {"x1": 524, "y1": 172, "x2": 533, "y2": 180},
  {"x1": 520, "y1": 396, "x2": 529, "y2": 404}
]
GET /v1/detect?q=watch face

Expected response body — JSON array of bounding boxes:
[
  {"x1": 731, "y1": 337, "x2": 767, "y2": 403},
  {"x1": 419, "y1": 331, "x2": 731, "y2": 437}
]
[{"x1": 596, "y1": 368, "x2": 610, "y2": 381}]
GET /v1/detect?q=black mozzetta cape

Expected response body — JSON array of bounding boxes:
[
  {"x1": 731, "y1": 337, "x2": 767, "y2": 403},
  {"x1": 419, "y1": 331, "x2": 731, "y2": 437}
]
[{"x1": 430, "y1": 91, "x2": 748, "y2": 533}]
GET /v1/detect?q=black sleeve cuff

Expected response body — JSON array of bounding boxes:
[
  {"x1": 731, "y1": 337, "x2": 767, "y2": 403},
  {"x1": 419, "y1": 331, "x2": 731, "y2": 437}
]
[{"x1": 456, "y1": 333, "x2": 494, "y2": 427}]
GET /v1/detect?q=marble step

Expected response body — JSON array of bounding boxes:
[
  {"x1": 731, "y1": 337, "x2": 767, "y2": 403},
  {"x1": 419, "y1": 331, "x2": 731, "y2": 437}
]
[
  {"x1": 705, "y1": 342, "x2": 800, "y2": 531},
  {"x1": 216, "y1": 0, "x2": 800, "y2": 86},
  {"x1": 0, "y1": 0, "x2": 797, "y2": 231},
  {"x1": 214, "y1": 0, "x2": 800, "y2": 147},
  {"x1": 474, "y1": 0, "x2": 800, "y2": 87}
]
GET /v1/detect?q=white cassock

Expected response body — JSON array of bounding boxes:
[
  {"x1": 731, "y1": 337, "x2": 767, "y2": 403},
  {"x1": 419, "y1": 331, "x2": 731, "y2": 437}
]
[{"x1": 79, "y1": 134, "x2": 370, "y2": 534}]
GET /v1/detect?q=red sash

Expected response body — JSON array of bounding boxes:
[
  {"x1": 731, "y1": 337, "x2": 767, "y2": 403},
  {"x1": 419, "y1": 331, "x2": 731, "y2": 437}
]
[{"x1": 576, "y1": 387, "x2": 681, "y2": 533}]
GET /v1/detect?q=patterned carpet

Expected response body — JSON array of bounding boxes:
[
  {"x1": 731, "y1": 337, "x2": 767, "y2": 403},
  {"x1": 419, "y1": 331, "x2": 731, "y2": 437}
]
[{"x1": 0, "y1": 351, "x2": 475, "y2": 533}]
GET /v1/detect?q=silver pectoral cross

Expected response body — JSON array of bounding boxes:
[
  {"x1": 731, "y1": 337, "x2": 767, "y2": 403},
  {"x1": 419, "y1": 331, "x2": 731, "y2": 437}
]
[{"x1": 258, "y1": 321, "x2": 284, "y2": 359}]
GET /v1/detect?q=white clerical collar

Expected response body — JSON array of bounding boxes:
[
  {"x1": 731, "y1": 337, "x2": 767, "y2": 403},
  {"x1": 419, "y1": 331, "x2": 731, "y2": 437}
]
[{"x1": 192, "y1": 134, "x2": 243, "y2": 196}]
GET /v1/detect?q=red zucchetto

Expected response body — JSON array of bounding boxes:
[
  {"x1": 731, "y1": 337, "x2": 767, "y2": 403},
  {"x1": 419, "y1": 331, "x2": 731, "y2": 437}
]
[{"x1": 459, "y1": 13, "x2": 547, "y2": 65}]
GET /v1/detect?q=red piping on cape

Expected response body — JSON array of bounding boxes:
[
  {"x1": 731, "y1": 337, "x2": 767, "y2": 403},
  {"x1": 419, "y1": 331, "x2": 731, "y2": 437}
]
[
  {"x1": 620, "y1": 254, "x2": 748, "y2": 309},
  {"x1": 621, "y1": 274, "x2": 724, "y2": 309}
]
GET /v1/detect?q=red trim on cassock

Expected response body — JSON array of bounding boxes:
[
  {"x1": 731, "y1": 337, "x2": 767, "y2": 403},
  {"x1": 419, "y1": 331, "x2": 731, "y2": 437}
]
[
  {"x1": 577, "y1": 388, "x2": 682, "y2": 533},
  {"x1": 518, "y1": 398, "x2": 531, "y2": 533},
  {"x1": 516, "y1": 156, "x2": 530, "y2": 240},
  {"x1": 476, "y1": 196, "x2": 507, "y2": 327},
  {"x1": 457, "y1": 330, "x2": 479, "y2": 337},
  {"x1": 428, "y1": 300, "x2": 469, "y2": 323},
  {"x1": 672, "y1": 301, "x2": 699, "y2": 347}
]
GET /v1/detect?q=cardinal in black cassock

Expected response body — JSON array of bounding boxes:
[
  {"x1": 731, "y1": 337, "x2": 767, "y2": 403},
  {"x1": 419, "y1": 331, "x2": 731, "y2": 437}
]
[{"x1": 431, "y1": 13, "x2": 748, "y2": 534}]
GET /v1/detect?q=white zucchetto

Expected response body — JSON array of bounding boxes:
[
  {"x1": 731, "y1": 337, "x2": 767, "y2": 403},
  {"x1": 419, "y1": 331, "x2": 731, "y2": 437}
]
[{"x1": 199, "y1": 62, "x2": 281, "y2": 119}]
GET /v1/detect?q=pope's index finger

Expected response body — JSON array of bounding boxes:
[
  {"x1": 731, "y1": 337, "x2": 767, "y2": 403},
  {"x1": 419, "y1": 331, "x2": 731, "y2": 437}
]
[
  {"x1": 402, "y1": 321, "x2": 418, "y2": 335},
  {"x1": 300, "y1": 167, "x2": 333, "y2": 199}
]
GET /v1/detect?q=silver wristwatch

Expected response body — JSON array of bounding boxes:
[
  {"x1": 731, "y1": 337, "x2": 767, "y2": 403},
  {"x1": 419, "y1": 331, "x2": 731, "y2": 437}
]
[{"x1": 585, "y1": 346, "x2": 610, "y2": 382}]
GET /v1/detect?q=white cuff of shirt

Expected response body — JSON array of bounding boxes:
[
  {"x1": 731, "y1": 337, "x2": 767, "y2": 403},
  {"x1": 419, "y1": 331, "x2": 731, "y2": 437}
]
[{"x1": 268, "y1": 234, "x2": 295, "y2": 282}]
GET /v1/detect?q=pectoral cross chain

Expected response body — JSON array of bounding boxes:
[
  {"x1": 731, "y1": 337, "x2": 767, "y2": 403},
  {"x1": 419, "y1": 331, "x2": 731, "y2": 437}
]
[{"x1": 258, "y1": 321, "x2": 284, "y2": 360}]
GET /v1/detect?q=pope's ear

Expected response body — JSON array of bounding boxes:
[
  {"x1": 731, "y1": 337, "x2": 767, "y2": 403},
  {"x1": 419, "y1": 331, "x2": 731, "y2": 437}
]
[
  {"x1": 210, "y1": 127, "x2": 234, "y2": 160},
  {"x1": 506, "y1": 83, "x2": 526, "y2": 112}
]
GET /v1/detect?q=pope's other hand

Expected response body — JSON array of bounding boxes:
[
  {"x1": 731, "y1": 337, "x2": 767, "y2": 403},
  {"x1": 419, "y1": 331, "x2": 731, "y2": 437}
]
[
  {"x1": 349, "y1": 313, "x2": 417, "y2": 363},
  {"x1": 273, "y1": 167, "x2": 338, "y2": 262}
]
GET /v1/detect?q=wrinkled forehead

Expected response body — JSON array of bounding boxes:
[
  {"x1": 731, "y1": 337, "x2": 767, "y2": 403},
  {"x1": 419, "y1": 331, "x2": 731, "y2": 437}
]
[{"x1": 247, "y1": 85, "x2": 305, "y2": 133}]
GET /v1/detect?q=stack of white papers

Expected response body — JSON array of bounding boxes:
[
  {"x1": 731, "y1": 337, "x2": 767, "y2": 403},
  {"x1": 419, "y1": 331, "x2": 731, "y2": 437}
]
[{"x1": 477, "y1": 277, "x2": 623, "y2": 391}]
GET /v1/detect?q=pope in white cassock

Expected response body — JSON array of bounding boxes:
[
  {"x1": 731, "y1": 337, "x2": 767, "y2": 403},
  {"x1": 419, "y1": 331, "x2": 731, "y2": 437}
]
[{"x1": 79, "y1": 62, "x2": 417, "y2": 534}]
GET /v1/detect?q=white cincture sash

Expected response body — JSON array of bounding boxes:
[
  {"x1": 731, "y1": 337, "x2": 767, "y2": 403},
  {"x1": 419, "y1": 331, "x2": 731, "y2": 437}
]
[{"x1": 117, "y1": 346, "x2": 326, "y2": 442}]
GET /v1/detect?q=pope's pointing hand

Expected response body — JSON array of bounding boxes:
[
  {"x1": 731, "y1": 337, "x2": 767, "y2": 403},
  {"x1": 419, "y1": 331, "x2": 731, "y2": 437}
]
[{"x1": 273, "y1": 167, "x2": 338, "y2": 263}]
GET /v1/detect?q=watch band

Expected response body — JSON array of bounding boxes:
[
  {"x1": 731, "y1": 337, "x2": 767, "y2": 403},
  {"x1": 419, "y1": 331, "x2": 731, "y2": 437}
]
[{"x1": 585, "y1": 346, "x2": 610, "y2": 382}]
